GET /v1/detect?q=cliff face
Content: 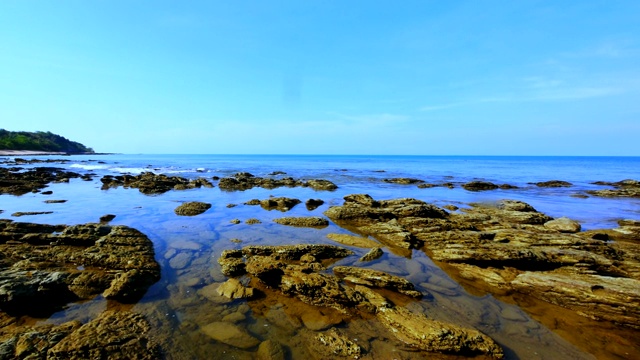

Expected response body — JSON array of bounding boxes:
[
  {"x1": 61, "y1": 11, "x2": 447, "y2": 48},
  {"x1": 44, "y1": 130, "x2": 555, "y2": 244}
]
[{"x1": 0, "y1": 129, "x2": 94, "y2": 153}]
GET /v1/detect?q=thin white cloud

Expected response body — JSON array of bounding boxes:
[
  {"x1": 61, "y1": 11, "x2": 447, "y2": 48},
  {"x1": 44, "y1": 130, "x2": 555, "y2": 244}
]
[
  {"x1": 327, "y1": 112, "x2": 409, "y2": 124},
  {"x1": 420, "y1": 76, "x2": 623, "y2": 112}
]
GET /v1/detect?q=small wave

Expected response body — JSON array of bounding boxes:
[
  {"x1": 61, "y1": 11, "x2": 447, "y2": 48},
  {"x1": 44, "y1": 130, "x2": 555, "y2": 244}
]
[
  {"x1": 111, "y1": 167, "x2": 149, "y2": 174},
  {"x1": 70, "y1": 164, "x2": 108, "y2": 170}
]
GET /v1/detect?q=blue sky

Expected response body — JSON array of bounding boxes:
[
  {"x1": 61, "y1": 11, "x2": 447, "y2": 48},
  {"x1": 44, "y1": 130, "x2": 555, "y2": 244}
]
[{"x1": 1, "y1": 1, "x2": 639, "y2": 155}]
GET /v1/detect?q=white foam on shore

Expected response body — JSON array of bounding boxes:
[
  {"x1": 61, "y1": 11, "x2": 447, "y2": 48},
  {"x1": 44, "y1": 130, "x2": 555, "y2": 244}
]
[
  {"x1": 70, "y1": 164, "x2": 108, "y2": 170},
  {"x1": 111, "y1": 167, "x2": 149, "y2": 174}
]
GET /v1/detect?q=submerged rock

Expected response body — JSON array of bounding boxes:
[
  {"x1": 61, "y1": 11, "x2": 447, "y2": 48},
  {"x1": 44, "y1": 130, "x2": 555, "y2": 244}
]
[
  {"x1": 314, "y1": 328, "x2": 362, "y2": 357},
  {"x1": 201, "y1": 322, "x2": 261, "y2": 349},
  {"x1": 216, "y1": 278, "x2": 255, "y2": 299},
  {"x1": 11, "y1": 211, "x2": 53, "y2": 217},
  {"x1": 256, "y1": 340, "x2": 286, "y2": 360}
]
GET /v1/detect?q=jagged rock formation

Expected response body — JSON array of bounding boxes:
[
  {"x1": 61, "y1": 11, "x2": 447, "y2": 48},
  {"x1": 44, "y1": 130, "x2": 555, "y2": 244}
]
[{"x1": 325, "y1": 195, "x2": 640, "y2": 329}]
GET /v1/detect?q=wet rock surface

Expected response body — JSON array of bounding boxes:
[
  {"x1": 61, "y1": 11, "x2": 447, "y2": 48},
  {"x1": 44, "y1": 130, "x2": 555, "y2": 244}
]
[
  {"x1": 11, "y1": 211, "x2": 53, "y2": 217},
  {"x1": 0, "y1": 220, "x2": 161, "y2": 314},
  {"x1": 100, "y1": 172, "x2": 213, "y2": 194},
  {"x1": 259, "y1": 197, "x2": 301, "y2": 212},
  {"x1": 462, "y1": 181, "x2": 499, "y2": 191},
  {"x1": 588, "y1": 179, "x2": 640, "y2": 198},
  {"x1": 273, "y1": 217, "x2": 329, "y2": 228},
  {"x1": 0, "y1": 220, "x2": 161, "y2": 359},
  {"x1": 217, "y1": 244, "x2": 504, "y2": 358},
  {"x1": 534, "y1": 180, "x2": 573, "y2": 187},
  {"x1": 324, "y1": 194, "x2": 448, "y2": 252},
  {"x1": 383, "y1": 177, "x2": 424, "y2": 184},
  {"x1": 174, "y1": 201, "x2": 212, "y2": 216},
  {"x1": 47, "y1": 311, "x2": 161, "y2": 359},
  {"x1": 0, "y1": 311, "x2": 160, "y2": 359},
  {"x1": 0, "y1": 167, "x2": 82, "y2": 196},
  {"x1": 305, "y1": 198, "x2": 324, "y2": 211},
  {"x1": 217, "y1": 172, "x2": 338, "y2": 191},
  {"x1": 325, "y1": 195, "x2": 640, "y2": 329}
]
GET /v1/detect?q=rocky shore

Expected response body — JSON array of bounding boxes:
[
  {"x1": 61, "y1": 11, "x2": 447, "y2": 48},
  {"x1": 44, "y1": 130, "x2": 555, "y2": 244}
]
[
  {"x1": 323, "y1": 195, "x2": 640, "y2": 329},
  {"x1": 1, "y1": 158, "x2": 639, "y2": 359},
  {"x1": 0, "y1": 220, "x2": 161, "y2": 358}
]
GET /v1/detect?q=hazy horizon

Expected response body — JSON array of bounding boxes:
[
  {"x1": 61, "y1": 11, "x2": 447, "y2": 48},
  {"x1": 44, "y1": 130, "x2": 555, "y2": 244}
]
[{"x1": 1, "y1": 1, "x2": 639, "y2": 156}]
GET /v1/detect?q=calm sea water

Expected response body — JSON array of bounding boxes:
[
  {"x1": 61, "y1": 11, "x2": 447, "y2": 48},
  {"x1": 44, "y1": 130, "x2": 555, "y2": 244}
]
[
  {"x1": 2, "y1": 154, "x2": 639, "y2": 359},
  {"x1": 6, "y1": 154, "x2": 639, "y2": 229}
]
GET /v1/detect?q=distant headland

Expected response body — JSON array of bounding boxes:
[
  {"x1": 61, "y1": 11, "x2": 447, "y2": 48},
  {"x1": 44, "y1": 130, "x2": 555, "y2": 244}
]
[{"x1": 0, "y1": 129, "x2": 94, "y2": 155}]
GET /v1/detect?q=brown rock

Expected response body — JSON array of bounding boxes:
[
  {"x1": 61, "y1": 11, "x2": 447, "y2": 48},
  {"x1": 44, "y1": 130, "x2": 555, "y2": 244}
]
[
  {"x1": 326, "y1": 233, "x2": 380, "y2": 248},
  {"x1": 216, "y1": 278, "x2": 254, "y2": 299},
  {"x1": 462, "y1": 181, "x2": 499, "y2": 191},
  {"x1": 535, "y1": 180, "x2": 573, "y2": 187},
  {"x1": 376, "y1": 306, "x2": 504, "y2": 359},
  {"x1": 260, "y1": 197, "x2": 301, "y2": 212},
  {"x1": 314, "y1": 328, "x2": 362, "y2": 357},
  {"x1": 200, "y1": 321, "x2": 260, "y2": 349},
  {"x1": 256, "y1": 340, "x2": 286, "y2": 360},
  {"x1": 273, "y1": 217, "x2": 329, "y2": 227},
  {"x1": 47, "y1": 311, "x2": 161, "y2": 359},
  {"x1": 359, "y1": 247, "x2": 383, "y2": 262},
  {"x1": 511, "y1": 271, "x2": 640, "y2": 328},
  {"x1": 383, "y1": 177, "x2": 424, "y2": 184},
  {"x1": 305, "y1": 198, "x2": 324, "y2": 211},
  {"x1": 174, "y1": 201, "x2": 211, "y2": 216},
  {"x1": 544, "y1": 217, "x2": 582, "y2": 233},
  {"x1": 333, "y1": 266, "x2": 422, "y2": 298}
]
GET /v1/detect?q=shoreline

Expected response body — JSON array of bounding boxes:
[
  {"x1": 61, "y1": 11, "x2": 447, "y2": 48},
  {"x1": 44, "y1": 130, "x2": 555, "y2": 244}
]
[
  {"x1": 0, "y1": 150, "x2": 112, "y2": 156},
  {"x1": 0, "y1": 155, "x2": 639, "y2": 359}
]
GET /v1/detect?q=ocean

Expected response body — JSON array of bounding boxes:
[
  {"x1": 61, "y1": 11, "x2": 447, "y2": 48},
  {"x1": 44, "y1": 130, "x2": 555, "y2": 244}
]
[{"x1": 2, "y1": 154, "x2": 639, "y2": 359}]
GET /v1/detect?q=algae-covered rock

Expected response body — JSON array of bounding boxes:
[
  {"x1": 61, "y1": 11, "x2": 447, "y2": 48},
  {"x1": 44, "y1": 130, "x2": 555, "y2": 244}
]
[
  {"x1": 273, "y1": 217, "x2": 329, "y2": 227},
  {"x1": 260, "y1": 197, "x2": 301, "y2": 212},
  {"x1": 47, "y1": 311, "x2": 161, "y2": 359},
  {"x1": 174, "y1": 201, "x2": 211, "y2": 216}
]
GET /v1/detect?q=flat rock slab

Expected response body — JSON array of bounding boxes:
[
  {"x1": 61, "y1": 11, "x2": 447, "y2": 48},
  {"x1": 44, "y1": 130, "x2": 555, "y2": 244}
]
[
  {"x1": 201, "y1": 321, "x2": 260, "y2": 349},
  {"x1": 169, "y1": 239, "x2": 203, "y2": 250},
  {"x1": 326, "y1": 233, "x2": 380, "y2": 248},
  {"x1": 47, "y1": 311, "x2": 161, "y2": 359},
  {"x1": 273, "y1": 217, "x2": 329, "y2": 227}
]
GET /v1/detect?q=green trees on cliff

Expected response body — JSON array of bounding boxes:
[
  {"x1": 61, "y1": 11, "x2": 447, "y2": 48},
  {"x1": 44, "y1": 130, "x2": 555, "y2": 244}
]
[{"x1": 0, "y1": 129, "x2": 94, "y2": 153}]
